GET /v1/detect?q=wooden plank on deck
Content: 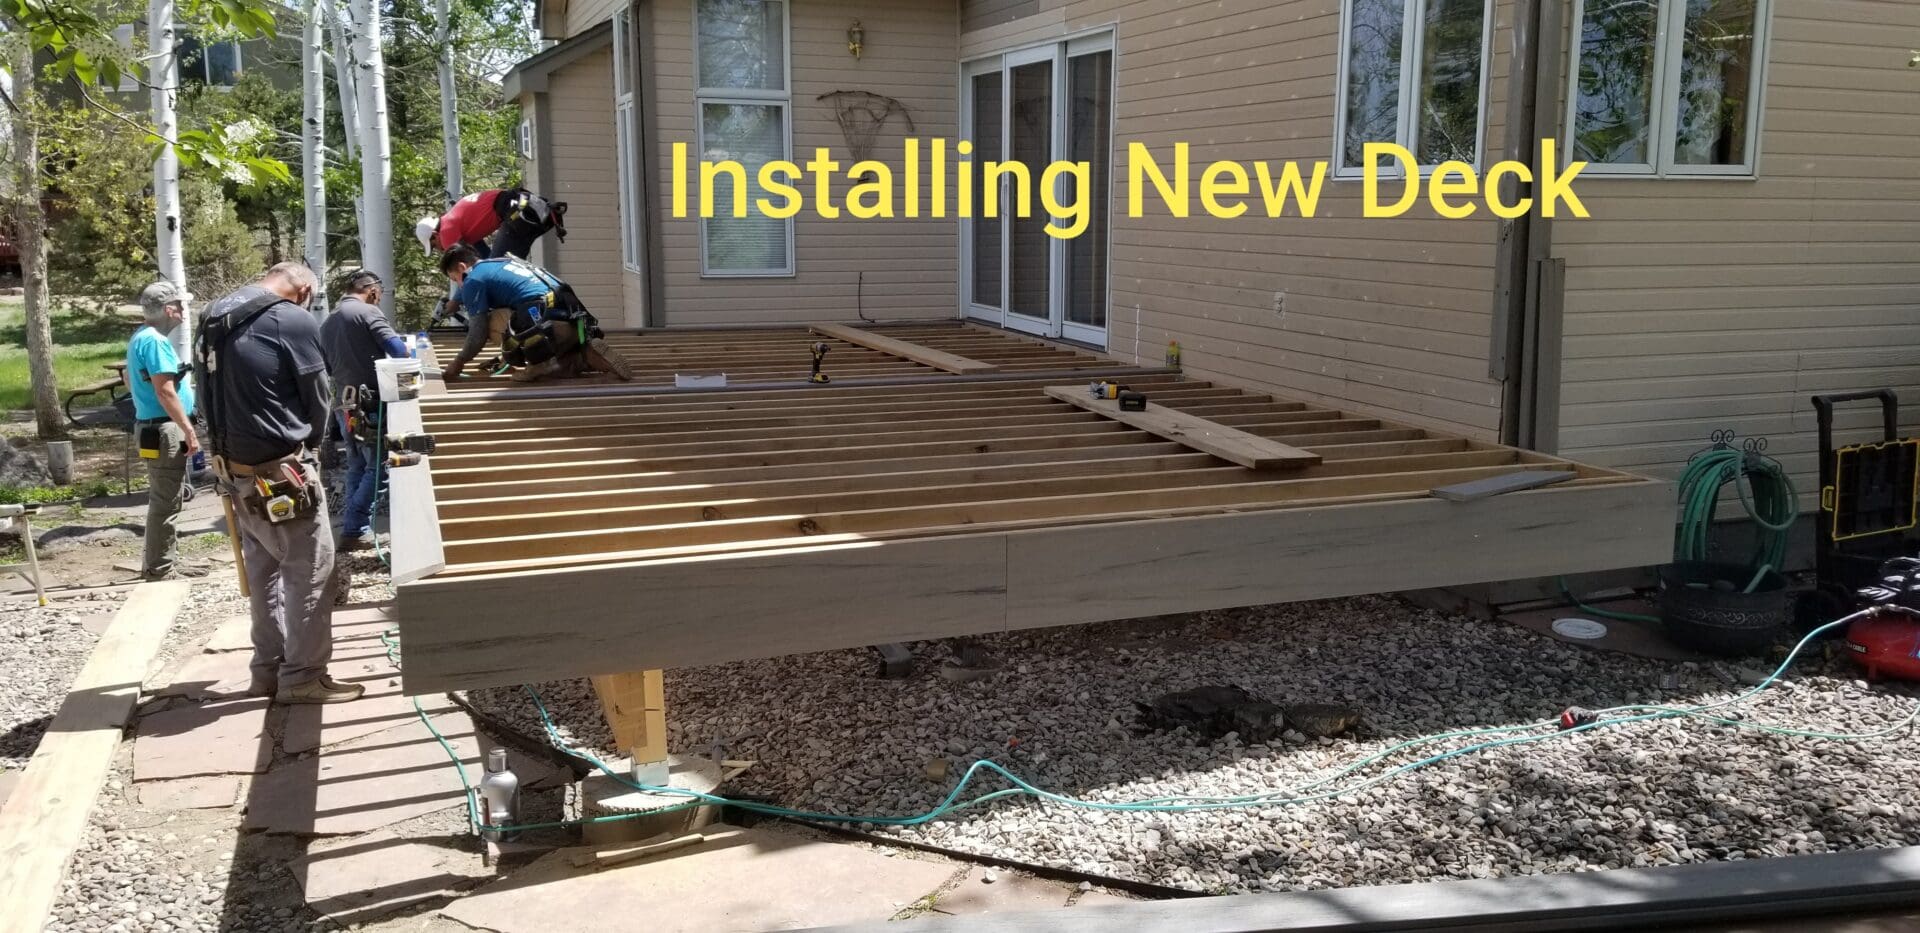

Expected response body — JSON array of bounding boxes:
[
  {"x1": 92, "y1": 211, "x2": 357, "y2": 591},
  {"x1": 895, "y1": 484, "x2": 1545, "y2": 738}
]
[
  {"x1": 809, "y1": 324, "x2": 1001, "y2": 375},
  {"x1": 1044, "y1": 386, "x2": 1321, "y2": 469},
  {"x1": 0, "y1": 581, "x2": 189, "y2": 933}
]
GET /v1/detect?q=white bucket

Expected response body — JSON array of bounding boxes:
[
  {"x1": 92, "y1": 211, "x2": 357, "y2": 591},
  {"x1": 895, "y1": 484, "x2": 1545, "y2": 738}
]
[{"x1": 376, "y1": 357, "x2": 423, "y2": 402}]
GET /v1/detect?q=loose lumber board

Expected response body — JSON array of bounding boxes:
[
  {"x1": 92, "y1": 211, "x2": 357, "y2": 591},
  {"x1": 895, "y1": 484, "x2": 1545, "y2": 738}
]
[
  {"x1": 0, "y1": 581, "x2": 189, "y2": 933},
  {"x1": 1429, "y1": 469, "x2": 1575, "y2": 501},
  {"x1": 385, "y1": 394, "x2": 446, "y2": 585},
  {"x1": 395, "y1": 480, "x2": 1673, "y2": 693},
  {"x1": 1044, "y1": 386, "x2": 1321, "y2": 469},
  {"x1": 809, "y1": 323, "x2": 1001, "y2": 375}
]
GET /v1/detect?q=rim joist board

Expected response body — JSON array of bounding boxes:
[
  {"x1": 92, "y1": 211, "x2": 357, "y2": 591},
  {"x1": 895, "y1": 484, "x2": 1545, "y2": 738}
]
[
  {"x1": 428, "y1": 322, "x2": 1119, "y2": 391},
  {"x1": 396, "y1": 344, "x2": 1673, "y2": 694}
]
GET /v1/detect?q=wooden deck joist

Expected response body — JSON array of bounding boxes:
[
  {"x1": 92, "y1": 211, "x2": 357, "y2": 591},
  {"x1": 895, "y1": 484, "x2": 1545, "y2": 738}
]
[{"x1": 396, "y1": 345, "x2": 1673, "y2": 693}]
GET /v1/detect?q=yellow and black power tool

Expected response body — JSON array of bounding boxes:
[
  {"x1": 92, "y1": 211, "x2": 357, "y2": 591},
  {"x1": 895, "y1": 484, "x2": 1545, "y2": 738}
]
[{"x1": 809, "y1": 341, "x2": 832, "y2": 384}]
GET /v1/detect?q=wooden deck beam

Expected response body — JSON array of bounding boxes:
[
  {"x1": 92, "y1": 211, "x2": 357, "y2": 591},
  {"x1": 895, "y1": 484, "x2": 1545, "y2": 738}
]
[{"x1": 396, "y1": 480, "x2": 1674, "y2": 694}]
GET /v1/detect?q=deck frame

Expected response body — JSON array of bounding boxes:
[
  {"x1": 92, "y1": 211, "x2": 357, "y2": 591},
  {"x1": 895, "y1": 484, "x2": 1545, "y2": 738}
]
[{"x1": 395, "y1": 323, "x2": 1673, "y2": 695}]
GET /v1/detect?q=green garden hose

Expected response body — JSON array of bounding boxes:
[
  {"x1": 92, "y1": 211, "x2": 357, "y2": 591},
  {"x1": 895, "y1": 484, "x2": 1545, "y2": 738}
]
[
  {"x1": 1560, "y1": 441, "x2": 1799, "y2": 616},
  {"x1": 1675, "y1": 445, "x2": 1797, "y2": 590}
]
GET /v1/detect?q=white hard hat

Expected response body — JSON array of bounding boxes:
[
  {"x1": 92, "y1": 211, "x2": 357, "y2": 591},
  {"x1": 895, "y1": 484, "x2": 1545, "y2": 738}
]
[{"x1": 414, "y1": 216, "x2": 439, "y2": 255}]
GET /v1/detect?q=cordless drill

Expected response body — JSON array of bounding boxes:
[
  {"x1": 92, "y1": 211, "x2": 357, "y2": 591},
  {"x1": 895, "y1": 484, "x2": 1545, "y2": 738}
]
[{"x1": 809, "y1": 342, "x2": 831, "y2": 384}]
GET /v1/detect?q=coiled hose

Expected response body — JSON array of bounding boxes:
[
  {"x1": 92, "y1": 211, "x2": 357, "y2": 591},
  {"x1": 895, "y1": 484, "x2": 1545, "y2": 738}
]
[
  {"x1": 1563, "y1": 442, "x2": 1799, "y2": 620},
  {"x1": 1675, "y1": 445, "x2": 1798, "y2": 588}
]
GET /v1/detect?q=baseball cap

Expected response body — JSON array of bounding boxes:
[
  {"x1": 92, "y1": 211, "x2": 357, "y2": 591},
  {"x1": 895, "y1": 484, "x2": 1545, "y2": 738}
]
[
  {"x1": 138, "y1": 280, "x2": 193, "y2": 312},
  {"x1": 415, "y1": 216, "x2": 440, "y2": 255}
]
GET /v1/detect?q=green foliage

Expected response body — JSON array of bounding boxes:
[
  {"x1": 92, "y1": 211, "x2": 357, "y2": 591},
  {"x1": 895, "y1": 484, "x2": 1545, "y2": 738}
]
[
  {"x1": 0, "y1": 298, "x2": 129, "y2": 410},
  {"x1": 5, "y1": 0, "x2": 291, "y2": 188},
  {"x1": 181, "y1": 173, "x2": 268, "y2": 297},
  {"x1": 42, "y1": 101, "x2": 265, "y2": 303},
  {"x1": 0, "y1": 476, "x2": 119, "y2": 505}
]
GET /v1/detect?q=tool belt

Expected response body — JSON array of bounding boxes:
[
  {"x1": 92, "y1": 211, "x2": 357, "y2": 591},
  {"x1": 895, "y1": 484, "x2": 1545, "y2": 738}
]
[
  {"x1": 215, "y1": 452, "x2": 320, "y2": 524},
  {"x1": 340, "y1": 385, "x2": 380, "y2": 446},
  {"x1": 136, "y1": 419, "x2": 171, "y2": 460},
  {"x1": 501, "y1": 285, "x2": 600, "y2": 368}
]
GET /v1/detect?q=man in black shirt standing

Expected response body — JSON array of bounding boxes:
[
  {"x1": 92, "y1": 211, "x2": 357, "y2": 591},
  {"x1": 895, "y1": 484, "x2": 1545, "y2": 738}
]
[
  {"x1": 197, "y1": 262, "x2": 365, "y2": 705},
  {"x1": 319, "y1": 269, "x2": 411, "y2": 551}
]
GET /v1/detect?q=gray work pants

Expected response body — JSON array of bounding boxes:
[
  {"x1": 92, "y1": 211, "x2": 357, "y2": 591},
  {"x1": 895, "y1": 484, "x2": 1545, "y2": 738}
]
[
  {"x1": 225, "y1": 458, "x2": 336, "y2": 688},
  {"x1": 141, "y1": 421, "x2": 190, "y2": 576}
]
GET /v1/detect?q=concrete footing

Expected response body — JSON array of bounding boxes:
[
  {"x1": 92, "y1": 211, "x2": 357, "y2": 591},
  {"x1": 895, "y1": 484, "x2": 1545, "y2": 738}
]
[{"x1": 575, "y1": 754, "x2": 724, "y2": 846}]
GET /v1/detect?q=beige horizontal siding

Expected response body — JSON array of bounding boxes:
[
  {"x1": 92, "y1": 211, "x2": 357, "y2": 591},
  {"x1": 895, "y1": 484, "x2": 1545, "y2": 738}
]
[
  {"x1": 1001, "y1": 0, "x2": 1509, "y2": 439},
  {"x1": 543, "y1": 46, "x2": 629, "y2": 326},
  {"x1": 651, "y1": 0, "x2": 961, "y2": 326},
  {"x1": 567, "y1": 0, "x2": 621, "y2": 37},
  {"x1": 1553, "y1": 1, "x2": 1920, "y2": 505}
]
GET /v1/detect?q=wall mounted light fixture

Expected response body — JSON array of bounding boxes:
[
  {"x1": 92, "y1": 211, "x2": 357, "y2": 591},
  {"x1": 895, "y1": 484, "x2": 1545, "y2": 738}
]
[{"x1": 847, "y1": 21, "x2": 864, "y2": 59}]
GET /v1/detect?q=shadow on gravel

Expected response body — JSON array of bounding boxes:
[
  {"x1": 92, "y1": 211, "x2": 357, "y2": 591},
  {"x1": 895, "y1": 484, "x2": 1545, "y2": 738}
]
[{"x1": 0, "y1": 712, "x2": 52, "y2": 759}]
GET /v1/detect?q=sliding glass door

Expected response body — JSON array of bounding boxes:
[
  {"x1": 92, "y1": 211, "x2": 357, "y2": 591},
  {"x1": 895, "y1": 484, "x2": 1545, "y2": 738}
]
[{"x1": 962, "y1": 34, "x2": 1113, "y2": 347}]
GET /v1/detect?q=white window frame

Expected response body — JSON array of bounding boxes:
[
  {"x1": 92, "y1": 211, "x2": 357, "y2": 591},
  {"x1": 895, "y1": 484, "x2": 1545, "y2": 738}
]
[
  {"x1": 1565, "y1": 0, "x2": 1771, "y2": 179},
  {"x1": 613, "y1": 9, "x2": 644, "y2": 274},
  {"x1": 693, "y1": 0, "x2": 794, "y2": 278},
  {"x1": 1330, "y1": 0, "x2": 1495, "y2": 179}
]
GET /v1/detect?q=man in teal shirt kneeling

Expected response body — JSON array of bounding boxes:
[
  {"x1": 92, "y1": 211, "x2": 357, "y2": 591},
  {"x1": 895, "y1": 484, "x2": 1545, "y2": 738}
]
[{"x1": 127, "y1": 281, "x2": 203, "y2": 579}]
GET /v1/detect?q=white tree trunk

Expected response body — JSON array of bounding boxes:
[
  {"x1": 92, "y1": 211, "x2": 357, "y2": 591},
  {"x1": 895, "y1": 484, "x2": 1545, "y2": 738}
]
[
  {"x1": 324, "y1": 0, "x2": 360, "y2": 160},
  {"x1": 434, "y1": 0, "x2": 463, "y2": 204},
  {"x1": 324, "y1": 0, "x2": 366, "y2": 250},
  {"x1": 150, "y1": 0, "x2": 189, "y2": 375},
  {"x1": 349, "y1": 0, "x2": 394, "y2": 318},
  {"x1": 302, "y1": 0, "x2": 329, "y2": 312},
  {"x1": 9, "y1": 46, "x2": 61, "y2": 439}
]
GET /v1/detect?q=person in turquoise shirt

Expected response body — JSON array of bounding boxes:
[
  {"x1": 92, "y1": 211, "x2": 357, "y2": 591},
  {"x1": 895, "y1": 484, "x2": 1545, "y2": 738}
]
[{"x1": 127, "y1": 281, "x2": 203, "y2": 579}]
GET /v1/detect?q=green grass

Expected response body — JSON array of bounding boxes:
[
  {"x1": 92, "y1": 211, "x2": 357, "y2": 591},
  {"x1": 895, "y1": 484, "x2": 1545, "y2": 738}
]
[{"x1": 0, "y1": 296, "x2": 140, "y2": 411}]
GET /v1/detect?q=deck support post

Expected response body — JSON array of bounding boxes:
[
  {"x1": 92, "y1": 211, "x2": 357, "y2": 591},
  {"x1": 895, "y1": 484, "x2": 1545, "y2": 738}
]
[{"x1": 592, "y1": 670, "x2": 669, "y2": 785}]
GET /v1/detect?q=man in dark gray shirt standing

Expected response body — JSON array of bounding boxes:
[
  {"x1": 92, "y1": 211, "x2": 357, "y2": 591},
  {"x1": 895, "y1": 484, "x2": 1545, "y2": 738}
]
[
  {"x1": 198, "y1": 262, "x2": 365, "y2": 706},
  {"x1": 319, "y1": 269, "x2": 411, "y2": 551}
]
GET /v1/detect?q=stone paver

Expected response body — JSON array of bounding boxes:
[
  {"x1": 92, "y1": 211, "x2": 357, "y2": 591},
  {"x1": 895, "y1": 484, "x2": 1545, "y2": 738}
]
[
  {"x1": 77, "y1": 613, "x2": 115, "y2": 635},
  {"x1": 244, "y1": 712, "x2": 479, "y2": 836},
  {"x1": 137, "y1": 775, "x2": 245, "y2": 809},
  {"x1": 153, "y1": 649, "x2": 256, "y2": 701},
  {"x1": 204, "y1": 615, "x2": 252, "y2": 652},
  {"x1": 282, "y1": 652, "x2": 454, "y2": 755},
  {"x1": 291, "y1": 828, "x2": 494, "y2": 923},
  {"x1": 440, "y1": 824, "x2": 959, "y2": 933},
  {"x1": 934, "y1": 870, "x2": 1076, "y2": 915},
  {"x1": 133, "y1": 697, "x2": 272, "y2": 781}
]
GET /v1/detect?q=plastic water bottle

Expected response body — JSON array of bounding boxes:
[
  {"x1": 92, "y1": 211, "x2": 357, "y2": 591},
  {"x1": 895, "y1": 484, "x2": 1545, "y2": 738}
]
[
  {"x1": 479, "y1": 748, "x2": 520, "y2": 842},
  {"x1": 414, "y1": 331, "x2": 431, "y2": 356}
]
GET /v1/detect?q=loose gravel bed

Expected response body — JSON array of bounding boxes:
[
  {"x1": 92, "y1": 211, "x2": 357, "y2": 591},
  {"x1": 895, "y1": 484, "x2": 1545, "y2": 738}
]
[
  {"x1": 469, "y1": 595, "x2": 1920, "y2": 894},
  {"x1": 1, "y1": 592, "x2": 111, "y2": 770}
]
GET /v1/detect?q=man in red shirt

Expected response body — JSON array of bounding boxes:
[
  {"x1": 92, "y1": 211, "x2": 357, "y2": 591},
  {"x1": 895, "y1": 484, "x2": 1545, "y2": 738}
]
[{"x1": 414, "y1": 188, "x2": 568, "y2": 260}]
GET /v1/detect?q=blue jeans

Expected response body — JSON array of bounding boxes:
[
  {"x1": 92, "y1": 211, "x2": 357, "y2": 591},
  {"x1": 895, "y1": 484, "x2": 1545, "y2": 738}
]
[{"x1": 337, "y1": 412, "x2": 383, "y2": 539}]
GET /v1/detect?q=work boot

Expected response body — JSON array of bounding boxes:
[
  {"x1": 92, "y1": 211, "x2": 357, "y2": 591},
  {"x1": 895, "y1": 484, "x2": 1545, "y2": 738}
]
[
  {"x1": 509, "y1": 359, "x2": 563, "y2": 383},
  {"x1": 584, "y1": 338, "x2": 635, "y2": 381},
  {"x1": 276, "y1": 675, "x2": 367, "y2": 705}
]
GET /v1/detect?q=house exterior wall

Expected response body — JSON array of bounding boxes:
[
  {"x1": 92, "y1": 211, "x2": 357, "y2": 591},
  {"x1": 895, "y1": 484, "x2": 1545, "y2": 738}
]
[
  {"x1": 647, "y1": 0, "x2": 962, "y2": 325},
  {"x1": 1549, "y1": 3, "x2": 1920, "y2": 503},
  {"x1": 568, "y1": 0, "x2": 623, "y2": 35},
  {"x1": 541, "y1": 46, "x2": 629, "y2": 324},
  {"x1": 962, "y1": 0, "x2": 1510, "y2": 439}
]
